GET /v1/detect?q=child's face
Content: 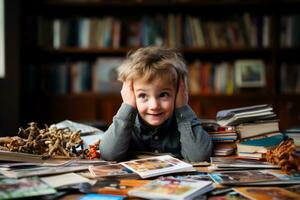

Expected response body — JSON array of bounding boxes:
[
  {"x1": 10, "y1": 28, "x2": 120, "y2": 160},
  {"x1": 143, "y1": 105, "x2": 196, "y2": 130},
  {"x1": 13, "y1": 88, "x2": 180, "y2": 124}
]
[{"x1": 133, "y1": 77, "x2": 176, "y2": 127}]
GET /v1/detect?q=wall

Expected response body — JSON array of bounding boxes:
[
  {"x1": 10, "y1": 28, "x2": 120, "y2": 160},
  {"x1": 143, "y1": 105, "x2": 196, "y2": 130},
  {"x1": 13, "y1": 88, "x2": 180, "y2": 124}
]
[{"x1": 0, "y1": 0, "x2": 20, "y2": 135}]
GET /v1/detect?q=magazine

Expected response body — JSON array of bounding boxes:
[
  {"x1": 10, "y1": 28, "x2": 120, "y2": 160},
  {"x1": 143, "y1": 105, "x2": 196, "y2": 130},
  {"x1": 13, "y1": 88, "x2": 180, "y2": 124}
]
[
  {"x1": 55, "y1": 119, "x2": 103, "y2": 135},
  {"x1": 209, "y1": 169, "x2": 300, "y2": 185},
  {"x1": 41, "y1": 172, "x2": 95, "y2": 188},
  {"x1": 0, "y1": 176, "x2": 56, "y2": 199},
  {"x1": 210, "y1": 156, "x2": 279, "y2": 169},
  {"x1": 233, "y1": 187, "x2": 300, "y2": 200},
  {"x1": 88, "y1": 163, "x2": 138, "y2": 179},
  {"x1": 128, "y1": 177, "x2": 214, "y2": 200},
  {"x1": 82, "y1": 179, "x2": 150, "y2": 196},
  {"x1": 120, "y1": 155, "x2": 195, "y2": 179}
]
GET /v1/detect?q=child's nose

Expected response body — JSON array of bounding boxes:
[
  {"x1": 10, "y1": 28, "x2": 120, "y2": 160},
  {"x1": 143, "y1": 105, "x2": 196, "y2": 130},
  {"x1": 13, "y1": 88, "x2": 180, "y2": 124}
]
[{"x1": 149, "y1": 98, "x2": 160, "y2": 109}]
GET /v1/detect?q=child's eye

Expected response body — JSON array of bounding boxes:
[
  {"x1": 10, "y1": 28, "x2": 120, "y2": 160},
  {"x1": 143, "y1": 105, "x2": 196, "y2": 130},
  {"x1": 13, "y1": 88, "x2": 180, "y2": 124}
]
[
  {"x1": 137, "y1": 93, "x2": 147, "y2": 99},
  {"x1": 160, "y1": 92, "x2": 170, "y2": 97}
]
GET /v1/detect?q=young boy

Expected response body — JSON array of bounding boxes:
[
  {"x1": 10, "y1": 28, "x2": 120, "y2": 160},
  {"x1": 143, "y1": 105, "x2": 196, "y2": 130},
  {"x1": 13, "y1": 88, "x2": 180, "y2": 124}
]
[{"x1": 100, "y1": 46, "x2": 212, "y2": 162}]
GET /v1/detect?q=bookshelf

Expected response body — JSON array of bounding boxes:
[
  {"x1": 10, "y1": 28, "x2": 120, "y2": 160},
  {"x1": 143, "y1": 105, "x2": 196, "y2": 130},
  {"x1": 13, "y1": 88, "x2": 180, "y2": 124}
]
[{"x1": 19, "y1": 0, "x2": 300, "y2": 130}]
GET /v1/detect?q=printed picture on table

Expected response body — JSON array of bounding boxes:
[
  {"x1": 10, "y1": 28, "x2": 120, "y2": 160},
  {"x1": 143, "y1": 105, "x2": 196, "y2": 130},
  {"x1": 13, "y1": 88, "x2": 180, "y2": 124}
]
[
  {"x1": 89, "y1": 164, "x2": 133, "y2": 177},
  {"x1": 234, "y1": 187, "x2": 300, "y2": 200},
  {"x1": 125, "y1": 158, "x2": 174, "y2": 172},
  {"x1": 234, "y1": 59, "x2": 266, "y2": 88}
]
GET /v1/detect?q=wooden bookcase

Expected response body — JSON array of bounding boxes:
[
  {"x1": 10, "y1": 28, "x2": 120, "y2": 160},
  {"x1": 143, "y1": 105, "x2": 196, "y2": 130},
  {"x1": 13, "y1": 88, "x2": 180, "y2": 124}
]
[{"x1": 19, "y1": 0, "x2": 300, "y2": 130}]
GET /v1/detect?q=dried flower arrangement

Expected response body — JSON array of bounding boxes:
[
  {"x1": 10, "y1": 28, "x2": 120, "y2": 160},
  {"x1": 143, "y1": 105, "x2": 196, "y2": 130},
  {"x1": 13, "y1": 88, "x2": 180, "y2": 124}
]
[{"x1": 0, "y1": 122, "x2": 88, "y2": 159}]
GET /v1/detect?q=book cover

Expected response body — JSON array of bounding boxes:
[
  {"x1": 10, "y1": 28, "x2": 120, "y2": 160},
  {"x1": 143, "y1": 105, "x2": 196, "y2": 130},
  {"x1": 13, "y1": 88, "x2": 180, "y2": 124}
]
[
  {"x1": 233, "y1": 187, "x2": 300, "y2": 200},
  {"x1": 209, "y1": 169, "x2": 300, "y2": 186},
  {"x1": 128, "y1": 177, "x2": 214, "y2": 200},
  {"x1": 121, "y1": 155, "x2": 195, "y2": 179},
  {"x1": 0, "y1": 176, "x2": 56, "y2": 199}
]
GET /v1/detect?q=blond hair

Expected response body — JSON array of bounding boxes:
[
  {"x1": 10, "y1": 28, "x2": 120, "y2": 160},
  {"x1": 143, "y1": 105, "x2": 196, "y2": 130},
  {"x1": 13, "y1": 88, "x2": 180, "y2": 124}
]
[{"x1": 117, "y1": 46, "x2": 188, "y2": 89}]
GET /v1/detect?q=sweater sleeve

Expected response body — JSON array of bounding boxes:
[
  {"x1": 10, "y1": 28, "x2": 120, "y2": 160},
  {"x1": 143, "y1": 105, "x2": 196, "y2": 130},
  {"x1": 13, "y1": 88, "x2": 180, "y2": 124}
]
[
  {"x1": 100, "y1": 103, "x2": 138, "y2": 161},
  {"x1": 176, "y1": 105, "x2": 213, "y2": 162}
]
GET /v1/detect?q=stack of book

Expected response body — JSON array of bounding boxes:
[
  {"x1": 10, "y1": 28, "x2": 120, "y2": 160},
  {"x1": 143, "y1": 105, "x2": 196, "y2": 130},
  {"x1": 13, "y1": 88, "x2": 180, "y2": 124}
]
[
  {"x1": 216, "y1": 104, "x2": 282, "y2": 159},
  {"x1": 207, "y1": 126, "x2": 237, "y2": 156}
]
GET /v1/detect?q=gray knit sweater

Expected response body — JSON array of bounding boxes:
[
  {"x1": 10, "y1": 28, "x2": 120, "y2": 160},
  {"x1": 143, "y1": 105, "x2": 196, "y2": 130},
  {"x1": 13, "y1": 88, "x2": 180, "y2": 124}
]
[{"x1": 100, "y1": 103, "x2": 212, "y2": 162}]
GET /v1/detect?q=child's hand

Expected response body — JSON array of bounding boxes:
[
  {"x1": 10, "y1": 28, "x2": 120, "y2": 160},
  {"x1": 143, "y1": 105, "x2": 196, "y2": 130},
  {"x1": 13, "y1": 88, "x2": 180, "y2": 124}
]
[
  {"x1": 121, "y1": 80, "x2": 136, "y2": 108},
  {"x1": 176, "y1": 77, "x2": 188, "y2": 108}
]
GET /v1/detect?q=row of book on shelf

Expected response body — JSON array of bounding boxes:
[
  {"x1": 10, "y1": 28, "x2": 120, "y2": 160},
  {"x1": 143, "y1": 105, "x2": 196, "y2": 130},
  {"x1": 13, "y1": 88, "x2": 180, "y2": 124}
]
[
  {"x1": 1, "y1": 152, "x2": 300, "y2": 200},
  {"x1": 26, "y1": 57, "x2": 123, "y2": 94},
  {"x1": 189, "y1": 59, "x2": 266, "y2": 95},
  {"x1": 202, "y1": 104, "x2": 300, "y2": 160},
  {"x1": 280, "y1": 14, "x2": 300, "y2": 47},
  {"x1": 38, "y1": 13, "x2": 271, "y2": 49},
  {"x1": 26, "y1": 58, "x2": 271, "y2": 95}
]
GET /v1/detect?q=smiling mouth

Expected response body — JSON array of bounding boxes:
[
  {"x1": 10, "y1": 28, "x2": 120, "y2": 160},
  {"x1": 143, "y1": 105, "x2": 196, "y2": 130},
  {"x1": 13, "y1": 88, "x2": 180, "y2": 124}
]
[{"x1": 148, "y1": 113, "x2": 163, "y2": 116}]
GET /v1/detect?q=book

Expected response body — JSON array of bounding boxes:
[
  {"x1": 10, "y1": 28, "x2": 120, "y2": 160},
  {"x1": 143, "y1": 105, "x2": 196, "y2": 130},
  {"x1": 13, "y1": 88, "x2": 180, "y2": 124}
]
[
  {"x1": 212, "y1": 142, "x2": 236, "y2": 156},
  {"x1": 120, "y1": 155, "x2": 195, "y2": 179},
  {"x1": 213, "y1": 147, "x2": 236, "y2": 156},
  {"x1": 209, "y1": 169, "x2": 300, "y2": 185},
  {"x1": 233, "y1": 187, "x2": 300, "y2": 200},
  {"x1": 0, "y1": 176, "x2": 56, "y2": 199},
  {"x1": 236, "y1": 120, "x2": 280, "y2": 139},
  {"x1": 88, "y1": 163, "x2": 138, "y2": 179},
  {"x1": 216, "y1": 104, "x2": 276, "y2": 126},
  {"x1": 236, "y1": 134, "x2": 284, "y2": 154},
  {"x1": 210, "y1": 157, "x2": 279, "y2": 169},
  {"x1": 55, "y1": 119, "x2": 103, "y2": 134},
  {"x1": 216, "y1": 104, "x2": 272, "y2": 120},
  {"x1": 128, "y1": 177, "x2": 214, "y2": 200},
  {"x1": 237, "y1": 152, "x2": 266, "y2": 159},
  {"x1": 84, "y1": 179, "x2": 150, "y2": 196}
]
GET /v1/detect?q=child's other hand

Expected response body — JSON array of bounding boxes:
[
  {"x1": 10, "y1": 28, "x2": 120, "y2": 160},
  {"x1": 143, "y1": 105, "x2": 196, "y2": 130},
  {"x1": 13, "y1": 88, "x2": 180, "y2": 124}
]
[
  {"x1": 121, "y1": 80, "x2": 136, "y2": 108},
  {"x1": 176, "y1": 77, "x2": 188, "y2": 108}
]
